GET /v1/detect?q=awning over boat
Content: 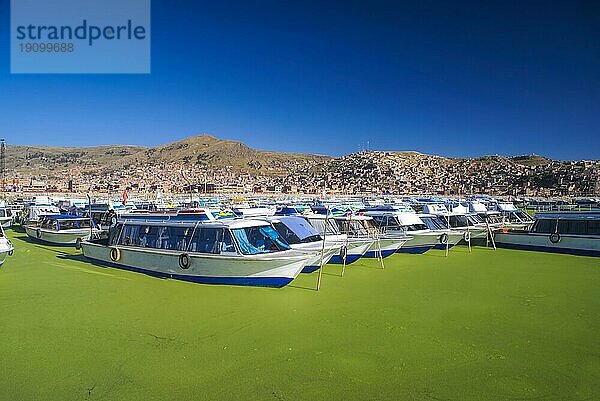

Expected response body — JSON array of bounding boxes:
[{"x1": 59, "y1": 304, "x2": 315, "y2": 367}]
[{"x1": 275, "y1": 216, "x2": 320, "y2": 241}]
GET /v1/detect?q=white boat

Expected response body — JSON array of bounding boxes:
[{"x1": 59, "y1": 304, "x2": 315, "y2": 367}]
[
  {"x1": 0, "y1": 206, "x2": 14, "y2": 228},
  {"x1": 417, "y1": 214, "x2": 465, "y2": 250},
  {"x1": 302, "y1": 214, "x2": 374, "y2": 264},
  {"x1": 0, "y1": 225, "x2": 14, "y2": 266},
  {"x1": 81, "y1": 218, "x2": 314, "y2": 287},
  {"x1": 25, "y1": 215, "x2": 98, "y2": 245},
  {"x1": 495, "y1": 202, "x2": 535, "y2": 230},
  {"x1": 422, "y1": 204, "x2": 489, "y2": 242},
  {"x1": 19, "y1": 204, "x2": 61, "y2": 226},
  {"x1": 362, "y1": 207, "x2": 446, "y2": 254},
  {"x1": 494, "y1": 212, "x2": 600, "y2": 257},
  {"x1": 268, "y1": 215, "x2": 341, "y2": 273},
  {"x1": 331, "y1": 215, "x2": 407, "y2": 258}
]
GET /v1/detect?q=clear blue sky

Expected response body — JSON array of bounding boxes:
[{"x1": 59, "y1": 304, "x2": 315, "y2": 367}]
[{"x1": 1, "y1": 0, "x2": 598, "y2": 159}]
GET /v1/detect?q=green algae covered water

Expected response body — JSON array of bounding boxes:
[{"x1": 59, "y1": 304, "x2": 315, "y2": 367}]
[{"x1": 1, "y1": 231, "x2": 599, "y2": 401}]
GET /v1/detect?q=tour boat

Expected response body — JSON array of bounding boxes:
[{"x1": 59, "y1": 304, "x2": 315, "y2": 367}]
[
  {"x1": 417, "y1": 213, "x2": 466, "y2": 250},
  {"x1": 18, "y1": 204, "x2": 61, "y2": 227},
  {"x1": 421, "y1": 203, "x2": 489, "y2": 242},
  {"x1": 25, "y1": 215, "x2": 98, "y2": 245},
  {"x1": 267, "y1": 215, "x2": 341, "y2": 273},
  {"x1": 0, "y1": 225, "x2": 14, "y2": 266},
  {"x1": 361, "y1": 206, "x2": 446, "y2": 254},
  {"x1": 494, "y1": 212, "x2": 600, "y2": 257},
  {"x1": 495, "y1": 202, "x2": 535, "y2": 230},
  {"x1": 302, "y1": 214, "x2": 375, "y2": 264},
  {"x1": 80, "y1": 218, "x2": 314, "y2": 287},
  {"x1": 0, "y1": 206, "x2": 14, "y2": 228},
  {"x1": 330, "y1": 214, "x2": 408, "y2": 259}
]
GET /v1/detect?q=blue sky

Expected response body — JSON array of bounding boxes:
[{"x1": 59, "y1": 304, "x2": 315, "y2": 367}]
[{"x1": 1, "y1": 1, "x2": 598, "y2": 159}]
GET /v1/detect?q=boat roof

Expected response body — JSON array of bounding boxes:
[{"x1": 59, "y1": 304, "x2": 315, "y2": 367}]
[
  {"x1": 267, "y1": 216, "x2": 320, "y2": 240},
  {"x1": 41, "y1": 214, "x2": 91, "y2": 220},
  {"x1": 536, "y1": 212, "x2": 600, "y2": 220},
  {"x1": 118, "y1": 217, "x2": 270, "y2": 229}
]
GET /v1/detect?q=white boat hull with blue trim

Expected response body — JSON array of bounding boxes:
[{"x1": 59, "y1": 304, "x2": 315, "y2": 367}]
[
  {"x1": 329, "y1": 238, "x2": 374, "y2": 264},
  {"x1": 432, "y1": 231, "x2": 465, "y2": 250},
  {"x1": 81, "y1": 241, "x2": 312, "y2": 287},
  {"x1": 289, "y1": 241, "x2": 341, "y2": 273},
  {"x1": 363, "y1": 237, "x2": 407, "y2": 258},
  {"x1": 494, "y1": 232, "x2": 600, "y2": 257},
  {"x1": 25, "y1": 226, "x2": 93, "y2": 245}
]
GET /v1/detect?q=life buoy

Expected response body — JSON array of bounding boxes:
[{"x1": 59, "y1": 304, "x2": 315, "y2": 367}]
[
  {"x1": 339, "y1": 245, "x2": 348, "y2": 261},
  {"x1": 109, "y1": 247, "x2": 121, "y2": 262},
  {"x1": 463, "y1": 231, "x2": 471, "y2": 242},
  {"x1": 439, "y1": 233, "x2": 449, "y2": 244},
  {"x1": 549, "y1": 233, "x2": 561, "y2": 244},
  {"x1": 179, "y1": 253, "x2": 191, "y2": 269},
  {"x1": 75, "y1": 237, "x2": 83, "y2": 250},
  {"x1": 36, "y1": 228, "x2": 42, "y2": 239}
]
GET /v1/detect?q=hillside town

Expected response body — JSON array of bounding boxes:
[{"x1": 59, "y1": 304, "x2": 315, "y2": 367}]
[{"x1": 4, "y1": 148, "x2": 599, "y2": 197}]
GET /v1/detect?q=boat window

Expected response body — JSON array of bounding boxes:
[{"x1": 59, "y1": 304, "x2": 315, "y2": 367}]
[
  {"x1": 588, "y1": 220, "x2": 600, "y2": 235},
  {"x1": 221, "y1": 230, "x2": 236, "y2": 253},
  {"x1": 336, "y1": 220, "x2": 370, "y2": 236},
  {"x1": 272, "y1": 222, "x2": 302, "y2": 245},
  {"x1": 556, "y1": 219, "x2": 600, "y2": 236},
  {"x1": 188, "y1": 228, "x2": 222, "y2": 254},
  {"x1": 371, "y1": 216, "x2": 402, "y2": 230},
  {"x1": 306, "y1": 218, "x2": 341, "y2": 236},
  {"x1": 59, "y1": 219, "x2": 92, "y2": 230},
  {"x1": 468, "y1": 214, "x2": 484, "y2": 224},
  {"x1": 231, "y1": 225, "x2": 290, "y2": 255},
  {"x1": 421, "y1": 217, "x2": 447, "y2": 230},
  {"x1": 532, "y1": 219, "x2": 554, "y2": 234},
  {"x1": 448, "y1": 215, "x2": 472, "y2": 228}
]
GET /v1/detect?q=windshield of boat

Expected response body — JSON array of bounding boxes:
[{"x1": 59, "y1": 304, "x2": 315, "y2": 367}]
[
  {"x1": 272, "y1": 220, "x2": 322, "y2": 244},
  {"x1": 420, "y1": 216, "x2": 447, "y2": 230},
  {"x1": 231, "y1": 225, "x2": 291, "y2": 255},
  {"x1": 469, "y1": 214, "x2": 484, "y2": 224},
  {"x1": 441, "y1": 215, "x2": 475, "y2": 228},
  {"x1": 305, "y1": 218, "x2": 341, "y2": 236},
  {"x1": 511, "y1": 210, "x2": 533, "y2": 222}
]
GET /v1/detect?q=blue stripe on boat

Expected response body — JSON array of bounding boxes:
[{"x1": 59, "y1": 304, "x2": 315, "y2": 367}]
[
  {"x1": 396, "y1": 245, "x2": 433, "y2": 254},
  {"x1": 433, "y1": 243, "x2": 456, "y2": 250},
  {"x1": 329, "y1": 254, "x2": 362, "y2": 265},
  {"x1": 301, "y1": 265, "x2": 320, "y2": 273},
  {"x1": 363, "y1": 249, "x2": 397, "y2": 258},
  {"x1": 83, "y1": 257, "x2": 294, "y2": 287},
  {"x1": 496, "y1": 243, "x2": 600, "y2": 257}
]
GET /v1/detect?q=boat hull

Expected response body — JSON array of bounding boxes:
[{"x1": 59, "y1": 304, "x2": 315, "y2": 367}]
[
  {"x1": 81, "y1": 242, "x2": 309, "y2": 287},
  {"x1": 494, "y1": 232, "x2": 600, "y2": 257},
  {"x1": 363, "y1": 238, "x2": 406, "y2": 258},
  {"x1": 329, "y1": 239, "x2": 374, "y2": 265},
  {"x1": 0, "y1": 238, "x2": 13, "y2": 266},
  {"x1": 432, "y1": 231, "x2": 465, "y2": 250},
  {"x1": 25, "y1": 226, "x2": 92, "y2": 246}
]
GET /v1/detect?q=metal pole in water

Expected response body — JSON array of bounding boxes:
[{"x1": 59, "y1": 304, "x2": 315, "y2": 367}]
[
  {"x1": 341, "y1": 213, "x2": 350, "y2": 277},
  {"x1": 316, "y1": 208, "x2": 329, "y2": 291},
  {"x1": 87, "y1": 193, "x2": 93, "y2": 240}
]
